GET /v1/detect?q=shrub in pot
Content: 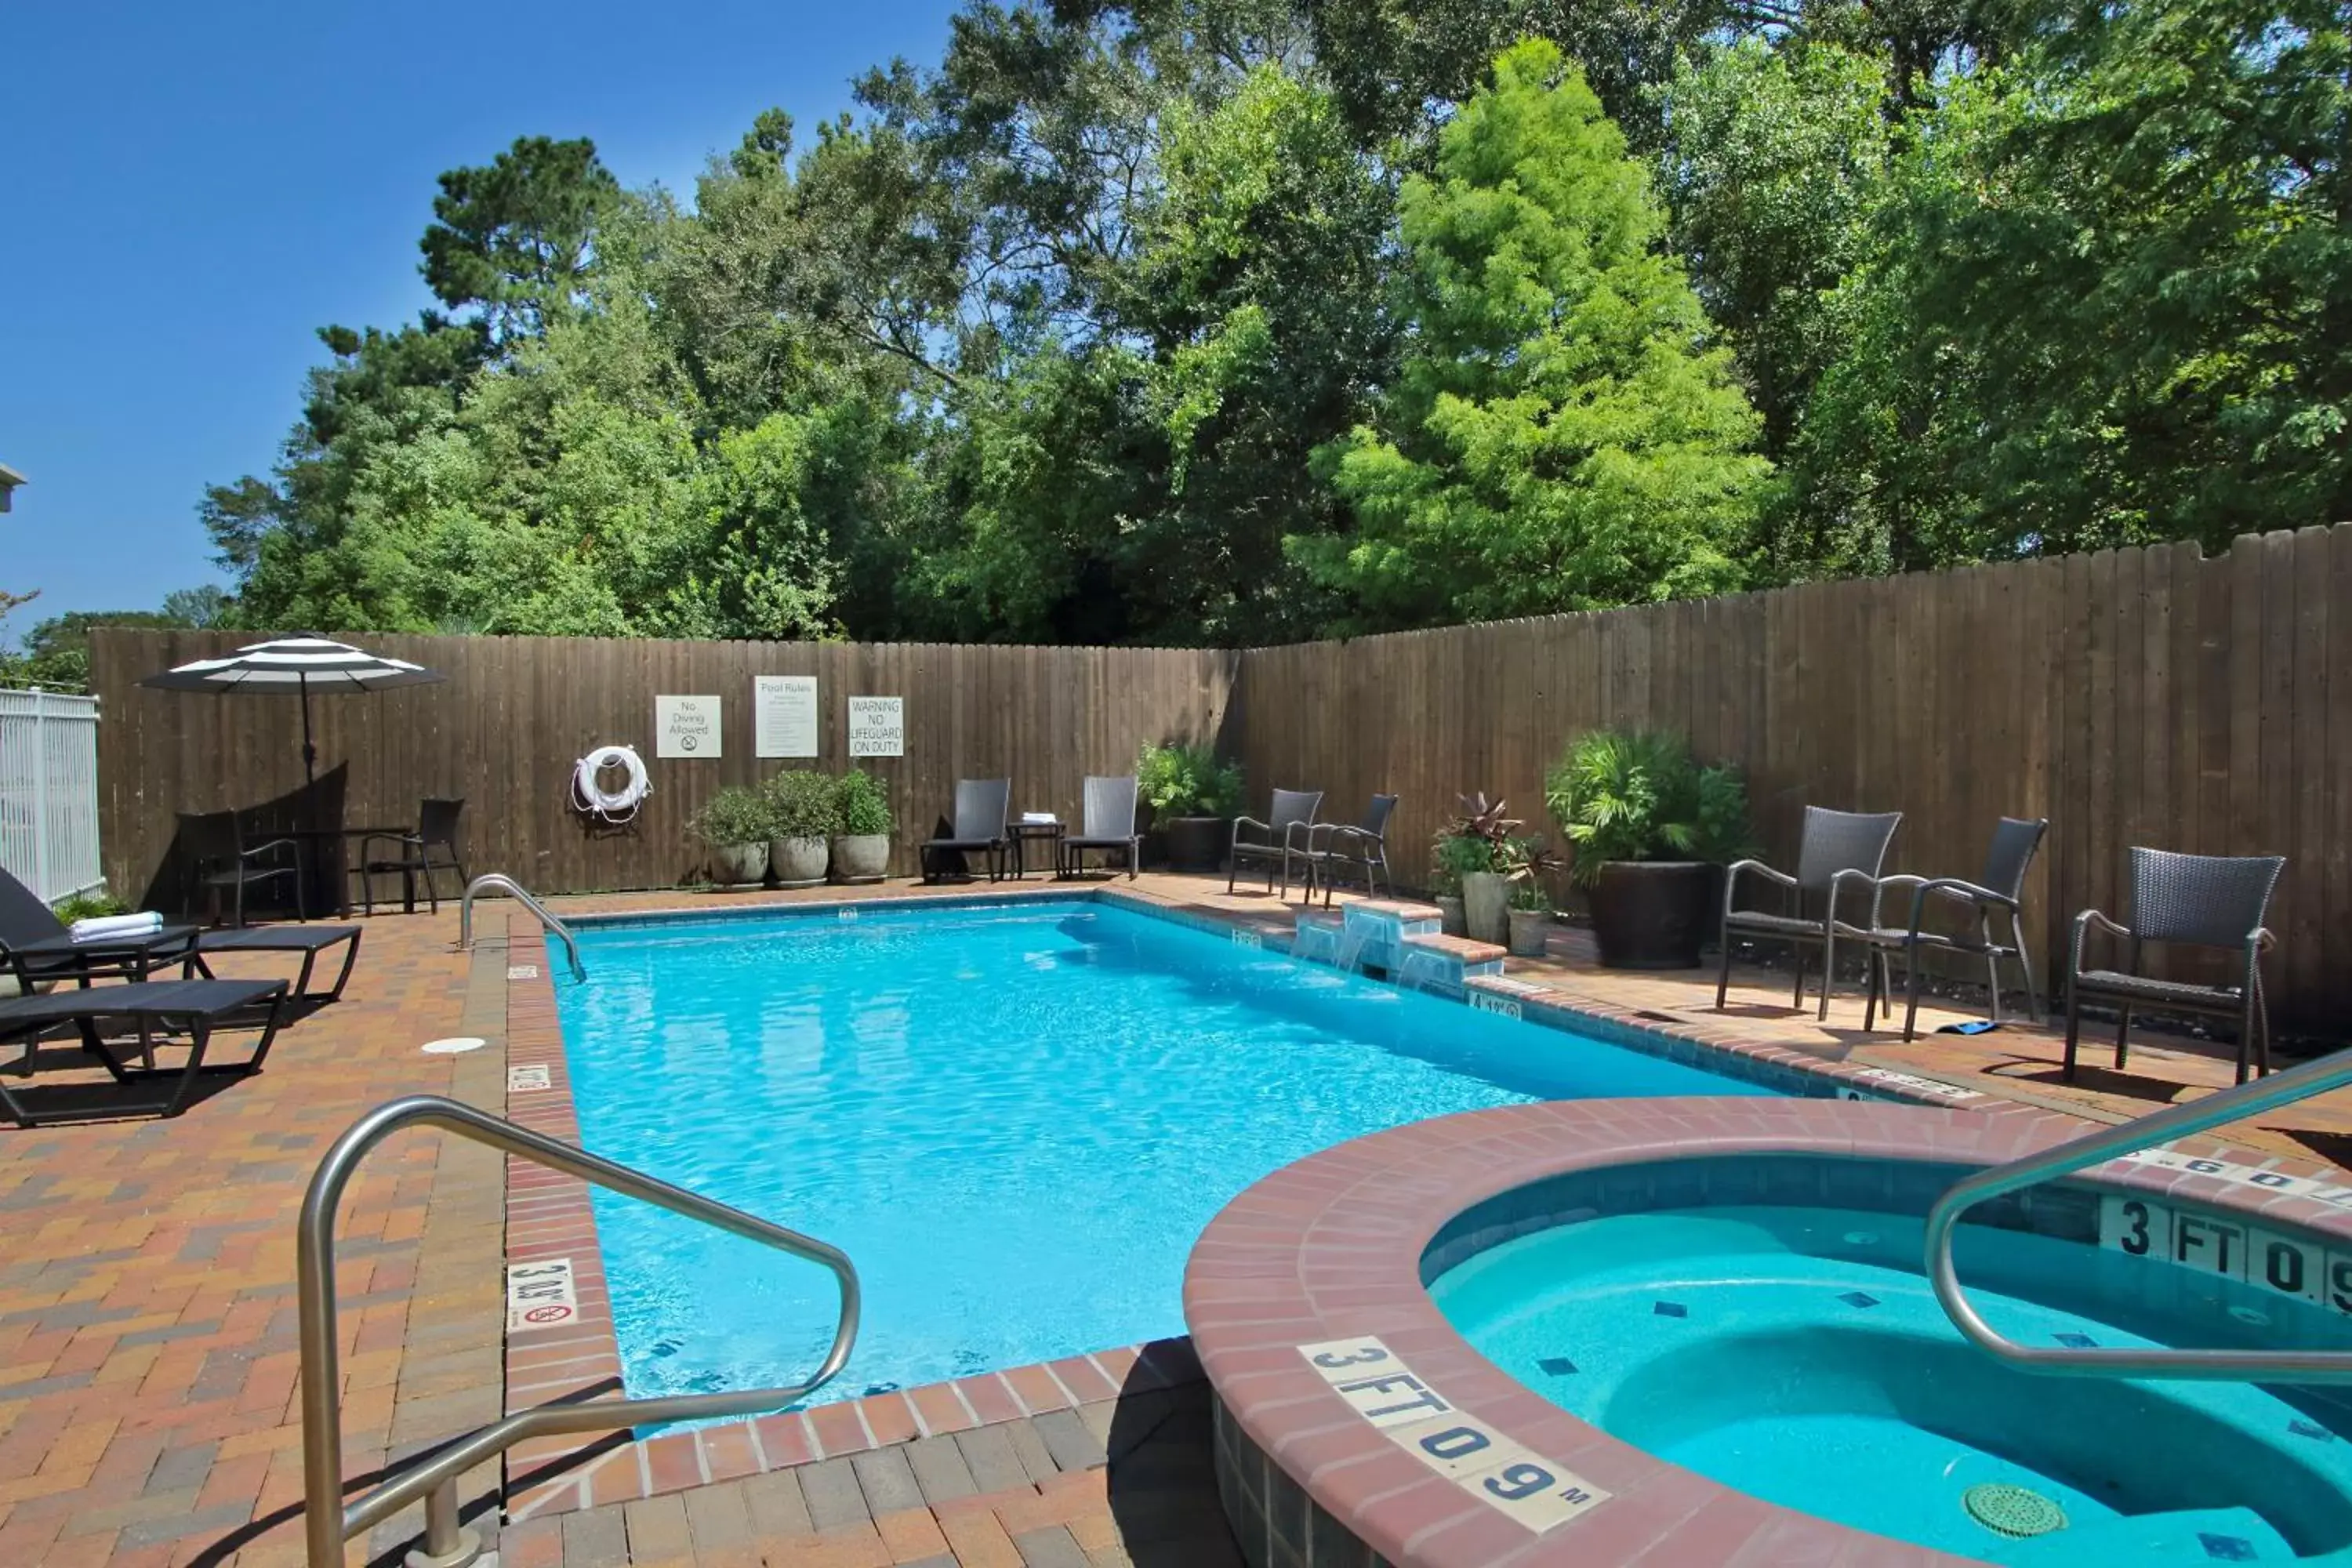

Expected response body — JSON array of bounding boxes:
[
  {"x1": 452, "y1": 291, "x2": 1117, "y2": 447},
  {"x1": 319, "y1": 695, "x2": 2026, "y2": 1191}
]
[
  {"x1": 1138, "y1": 741, "x2": 1244, "y2": 871},
  {"x1": 1436, "y1": 793, "x2": 1519, "y2": 945},
  {"x1": 1545, "y1": 730, "x2": 1754, "y2": 969},
  {"x1": 690, "y1": 786, "x2": 773, "y2": 887},
  {"x1": 1502, "y1": 837, "x2": 1563, "y2": 958},
  {"x1": 761, "y1": 770, "x2": 841, "y2": 887},
  {"x1": 832, "y1": 771, "x2": 894, "y2": 882}
]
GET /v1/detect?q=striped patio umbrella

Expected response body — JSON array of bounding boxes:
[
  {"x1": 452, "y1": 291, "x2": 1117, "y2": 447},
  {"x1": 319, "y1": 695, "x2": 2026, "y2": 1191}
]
[{"x1": 138, "y1": 634, "x2": 446, "y2": 789}]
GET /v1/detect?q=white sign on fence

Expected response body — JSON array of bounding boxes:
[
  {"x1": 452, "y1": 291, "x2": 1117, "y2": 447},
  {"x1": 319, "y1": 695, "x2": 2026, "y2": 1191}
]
[
  {"x1": 0, "y1": 690, "x2": 102, "y2": 904},
  {"x1": 754, "y1": 676, "x2": 819, "y2": 758},
  {"x1": 655, "y1": 695, "x2": 722, "y2": 759},
  {"x1": 847, "y1": 696, "x2": 903, "y2": 757}
]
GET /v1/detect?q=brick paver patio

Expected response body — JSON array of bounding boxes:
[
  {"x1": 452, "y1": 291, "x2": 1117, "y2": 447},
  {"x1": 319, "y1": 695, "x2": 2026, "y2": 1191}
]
[{"x1": 0, "y1": 871, "x2": 2340, "y2": 1566}]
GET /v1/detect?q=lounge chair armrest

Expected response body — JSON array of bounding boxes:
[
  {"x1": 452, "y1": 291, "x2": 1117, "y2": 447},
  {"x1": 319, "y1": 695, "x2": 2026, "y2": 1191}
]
[
  {"x1": 1827, "y1": 867, "x2": 1883, "y2": 927},
  {"x1": 1722, "y1": 858, "x2": 1795, "y2": 916},
  {"x1": 1229, "y1": 815, "x2": 1272, "y2": 847},
  {"x1": 2071, "y1": 907, "x2": 2130, "y2": 975},
  {"x1": 1282, "y1": 819, "x2": 1317, "y2": 851},
  {"x1": 358, "y1": 832, "x2": 422, "y2": 859},
  {"x1": 241, "y1": 836, "x2": 302, "y2": 859}
]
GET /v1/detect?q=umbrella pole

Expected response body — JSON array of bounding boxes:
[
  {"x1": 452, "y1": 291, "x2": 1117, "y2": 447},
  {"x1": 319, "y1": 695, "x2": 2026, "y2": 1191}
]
[{"x1": 300, "y1": 674, "x2": 318, "y2": 794}]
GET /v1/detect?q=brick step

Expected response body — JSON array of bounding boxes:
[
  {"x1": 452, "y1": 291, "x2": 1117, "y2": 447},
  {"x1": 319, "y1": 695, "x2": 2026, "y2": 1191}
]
[{"x1": 1394, "y1": 931, "x2": 1508, "y2": 997}]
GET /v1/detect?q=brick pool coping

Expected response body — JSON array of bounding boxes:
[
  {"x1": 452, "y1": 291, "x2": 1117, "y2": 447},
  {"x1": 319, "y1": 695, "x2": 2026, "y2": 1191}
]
[
  {"x1": 1181, "y1": 1098, "x2": 2352, "y2": 1568},
  {"x1": 486, "y1": 880, "x2": 2348, "y2": 1526}
]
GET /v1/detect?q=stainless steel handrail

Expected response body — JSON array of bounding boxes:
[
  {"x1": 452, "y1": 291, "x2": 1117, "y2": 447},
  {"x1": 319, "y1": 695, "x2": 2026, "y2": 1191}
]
[
  {"x1": 300, "y1": 1096, "x2": 860, "y2": 1568},
  {"x1": 1926, "y1": 1046, "x2": 2352, "y2": 1381},
  {"x1": 458, "y1": 873, "x2": 584, "y2": 978}
]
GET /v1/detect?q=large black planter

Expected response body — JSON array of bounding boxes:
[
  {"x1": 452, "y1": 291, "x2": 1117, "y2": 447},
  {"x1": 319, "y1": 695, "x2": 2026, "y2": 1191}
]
[
  {"x1": 1589, "y1": 860, "x2": 1717, "y2": 969},
  {"x1": 1160, "y1": 815, "x2": 1229, "y2": 872}
]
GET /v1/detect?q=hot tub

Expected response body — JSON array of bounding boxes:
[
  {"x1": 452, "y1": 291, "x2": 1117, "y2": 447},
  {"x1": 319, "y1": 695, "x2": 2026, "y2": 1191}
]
[{"x1": 1184, "y1": 1098, "x2": 2352, "y2": 1568}]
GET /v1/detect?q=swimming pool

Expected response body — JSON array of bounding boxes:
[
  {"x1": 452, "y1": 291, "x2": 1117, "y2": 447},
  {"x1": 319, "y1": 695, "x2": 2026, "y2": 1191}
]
[
  {"x1": 552, "y1": 896, "x2": 1768, "y2": 1406},
  {"x1": 1435, "y1": 1202, "x2": 2352, "y2": 1565}
]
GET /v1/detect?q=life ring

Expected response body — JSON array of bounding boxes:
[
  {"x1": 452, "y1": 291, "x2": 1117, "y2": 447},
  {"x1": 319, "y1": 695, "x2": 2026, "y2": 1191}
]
[{"x1": 572, "y1": 744, "x2": 652, "y2": 822}]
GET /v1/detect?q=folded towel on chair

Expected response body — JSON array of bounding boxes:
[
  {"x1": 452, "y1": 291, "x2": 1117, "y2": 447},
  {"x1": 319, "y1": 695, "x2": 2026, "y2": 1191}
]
[{"x1": 70, "y1": 911, "x2": 165, "y2": 943}]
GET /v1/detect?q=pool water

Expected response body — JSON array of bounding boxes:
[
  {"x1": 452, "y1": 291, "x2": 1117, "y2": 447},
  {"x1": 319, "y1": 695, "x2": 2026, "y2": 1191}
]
[
  {"x1": 554, "y1": 898, "x2": 1766, "y2": 1405},
  {"x1": 1436, "y1": 1205, "x2": 2352, "y2": 1565}
]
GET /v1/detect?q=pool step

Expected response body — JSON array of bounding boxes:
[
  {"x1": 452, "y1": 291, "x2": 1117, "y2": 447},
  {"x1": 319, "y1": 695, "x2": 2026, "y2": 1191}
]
[
  {"x1": 1396, "y1": 932, "x2": 1508, "y2": 997},
  {"x1": 1291, "y1": 900, "x2": 1447, "y2": 976}
]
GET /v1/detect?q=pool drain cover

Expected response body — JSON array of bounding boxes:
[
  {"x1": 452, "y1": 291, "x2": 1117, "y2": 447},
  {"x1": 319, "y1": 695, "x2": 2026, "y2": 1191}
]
[{"x1": 1963, "y1": 1483, "x2": 2067, "y2": 1537}]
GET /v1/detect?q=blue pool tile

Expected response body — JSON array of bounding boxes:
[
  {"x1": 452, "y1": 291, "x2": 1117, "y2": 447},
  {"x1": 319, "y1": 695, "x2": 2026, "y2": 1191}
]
[
  {"x1": 1537, "y1": 1356, "x2": 1578, "y2": 1376},
  {"x1": 2290, "y1": 1419, "x2": 2335, "y2": 1442},
  {"x1": 1653, "y1": 1301, "x2": 1688, "y2": 1319},
  {"x1": 2053, "y1": 1331, "x2": 2098, "y2": 1348},
  {"x1": 1837, "y1": 1291, "x2": 1880, "y2": 1309},
  {"x1": 2199, "y1": 1533, "x2": 2256, "y2": 1561}
]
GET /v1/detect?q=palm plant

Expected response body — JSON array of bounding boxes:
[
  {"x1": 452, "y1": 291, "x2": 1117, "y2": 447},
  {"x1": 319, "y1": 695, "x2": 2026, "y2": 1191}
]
[{"x1": 1544, "y1": 731, "x2": 1754, "y2": 888}]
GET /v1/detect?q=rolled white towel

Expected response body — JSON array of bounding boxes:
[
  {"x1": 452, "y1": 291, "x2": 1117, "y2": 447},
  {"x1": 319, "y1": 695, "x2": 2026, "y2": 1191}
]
[{"x1": 70, "y1": 911, "x2": 165, "y2": 943}]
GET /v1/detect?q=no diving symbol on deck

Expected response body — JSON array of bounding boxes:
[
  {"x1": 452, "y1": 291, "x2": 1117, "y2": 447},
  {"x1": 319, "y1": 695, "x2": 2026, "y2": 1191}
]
[
  {"x1": 508, "y1": 1064, "x2": 552, "y2": 1093},
  {"x1": 506, "y1": 1258, "x2": 579, "y2": 1333}
]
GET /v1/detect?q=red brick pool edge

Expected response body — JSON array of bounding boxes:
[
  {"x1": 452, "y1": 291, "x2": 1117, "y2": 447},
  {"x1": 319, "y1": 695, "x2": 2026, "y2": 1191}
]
[{"x1": 1181, "y1": 1098, "x2": 2352, "y2": 1568}]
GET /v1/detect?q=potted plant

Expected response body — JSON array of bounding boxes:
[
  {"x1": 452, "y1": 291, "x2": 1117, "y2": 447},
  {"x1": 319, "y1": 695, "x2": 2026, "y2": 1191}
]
[
  {"x1": 690, "y1": 786, "x2": 773, "y2": 888},
  {"x1": 1545, "y1": 729, "x2": 1755, "y2": 968},
  {"x1": 831, "y1": 770, "x2": 894, "y2": 883},
  {"x1": 1138, "y1": 741, "x2": 1245, "y2": 871},
  {"x1": 1501, "y1": 836, "x2": 1563, "y2": 958},
  {"x1": 761, "y1": 770, "x2": 841, "y2": 888},
  {"x1": 1436, "y1": 793, "x2": 1519, "y2": 945}
]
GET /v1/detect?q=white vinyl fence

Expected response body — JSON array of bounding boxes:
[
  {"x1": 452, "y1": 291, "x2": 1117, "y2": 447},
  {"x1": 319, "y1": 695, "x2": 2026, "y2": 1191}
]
[{"x1": 0, "y1": 689, "x2": 103, "y2": 903}]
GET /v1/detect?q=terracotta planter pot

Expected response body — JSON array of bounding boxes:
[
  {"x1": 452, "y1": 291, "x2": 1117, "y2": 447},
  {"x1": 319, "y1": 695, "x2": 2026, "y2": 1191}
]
[
  {"x1": 1461, "y1": 871, "x2": 1510, "y2": 946},
  {"x1": 1162, "y1": 815, "x2": 1229, "y2": 873},
  {"x1": 1436, "y1": 895, "x2": 1467, "y2": 936},
  {"x1": 830, "y1": 833, "x2": 890, "y2": 883},
  {"x1": 1508, "y1": 907, "x2": 1552, "y2": 958},
  {"x1": 768, "y1": 835, "x2": 829, "y2": 888},
  {"x1": 711, "y1": 840, "x2": 769, "y2": 887},
  {"x1": 1589, "y1": 859, "x2": 1715, "y2": 969}
]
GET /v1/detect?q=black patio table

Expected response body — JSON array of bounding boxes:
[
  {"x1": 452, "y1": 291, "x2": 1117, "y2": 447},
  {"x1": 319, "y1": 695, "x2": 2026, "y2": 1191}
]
[{"x1": 1007, "y1": 820, "x2": 1065, "y2": 880}]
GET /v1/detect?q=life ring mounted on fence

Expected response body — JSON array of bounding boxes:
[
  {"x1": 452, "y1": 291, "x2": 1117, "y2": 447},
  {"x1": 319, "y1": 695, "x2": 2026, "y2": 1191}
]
[{"x1": 572, "y1": 744, "x2": 652, "y2": 823}]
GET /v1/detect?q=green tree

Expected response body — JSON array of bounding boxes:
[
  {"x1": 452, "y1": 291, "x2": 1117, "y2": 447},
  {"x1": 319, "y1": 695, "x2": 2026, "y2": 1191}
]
[
  {"x1": 1302, "y1": 39, "x2": 1769, "y2": 630},
  {"x1": 420, "y1": 136, "x2": 622, "y2": 339}
]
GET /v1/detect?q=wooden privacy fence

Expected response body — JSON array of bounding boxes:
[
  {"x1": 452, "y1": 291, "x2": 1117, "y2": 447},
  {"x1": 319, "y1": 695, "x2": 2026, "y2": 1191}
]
[
  {"x1": 1236, "y1": 525, "x2": 2352, "y2": 1031},
  {"x1": 89, "y1": 633, "x2": 1236, "y2": 906},
  {"x1": 85, "y1": 524, "x2": 2352, "y2": 1027}
]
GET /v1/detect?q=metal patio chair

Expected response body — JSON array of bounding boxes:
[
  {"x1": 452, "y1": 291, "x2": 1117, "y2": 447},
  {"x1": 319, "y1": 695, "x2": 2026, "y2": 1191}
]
[
  {"x1": 920, "y1": 779, "x2": 1012, "y2": 884},
  {"x1": 180, "y1": 811, "x2": 307, "y2": 927},
  {"x1": 1858, "y1": 816, "x2": 2049, "y2": 1040},
  {"x1": 1301, "y1": 793, "x2": 1399, "y2": 906},
  {"x1": 2064, "y1": 847, "x2": 2285, "y2": 1086},
  {"x1": 357, "y1": 797, "x2": 469, "y2": 915},
  {"x1": 1715, "y1": 806, "x2": 1903, "y2": 1021},
  {"x1": 1060, "y1": 775, "x2": 1142, "y2": 880},
  {"x1": 1227, "y1": 788, "x2": 1323, "y2": 900}
]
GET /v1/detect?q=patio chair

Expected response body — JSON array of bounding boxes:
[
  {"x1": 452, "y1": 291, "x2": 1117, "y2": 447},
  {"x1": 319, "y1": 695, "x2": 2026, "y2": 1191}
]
[
  {"x1": 920, "y1": 779, "x2": 1012, "y2": 884},
  {"x1": 1715, "y1": 806, "x2": 1903, "y2": 1021},
  {"x1": 1301, "y1": 793, "x2": 1400, "y2": 906},
  {"x1": 1857, "y1": 816, "x2": 2049, "y2": 1040},
  {"x1": 356, "y1": 797, "x2": 468, "y2": 915},
  {"x1": 2064, "y1": 847, "x2": 2285, "y2": 1087},
  {"x1": 1227, "y1": 789, "x2": 1323, "y2": 900},
  {"x1": 0, "y1": 976, "x2": 289, "y2": 1127},
  {"x1": 0, "y1": 865, "x2": 361, "y2": 1010},
  {"x1": 180, "y1": 811, "x2": 306, "y2": 926},
  {"x1": 1060, "y1": 775, "x2": 1142, "y2": 880}
]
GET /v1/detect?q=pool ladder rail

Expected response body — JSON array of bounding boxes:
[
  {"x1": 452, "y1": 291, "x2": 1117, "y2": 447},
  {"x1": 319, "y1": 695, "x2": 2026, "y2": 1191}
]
[
  {"x1": 1927, "y1": 1045, "x2": 2352, "y2": 1382},
  {"x1": 298, "y1": 1096, "x2": 860, "y2": 1568},
  {"x1": 456, "y1": 872, "x2": 585, "y2": 979}
]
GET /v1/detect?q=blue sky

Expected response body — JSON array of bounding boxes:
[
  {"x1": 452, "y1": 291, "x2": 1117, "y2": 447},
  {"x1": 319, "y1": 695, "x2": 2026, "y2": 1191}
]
[{"x1": 0, "y1": 0, "x2": 960, "y2": 639}]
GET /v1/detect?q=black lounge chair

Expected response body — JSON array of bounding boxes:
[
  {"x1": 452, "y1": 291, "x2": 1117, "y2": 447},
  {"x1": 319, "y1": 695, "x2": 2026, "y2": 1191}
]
[
  {"x1": 1301, "y1": 793, "x2": 1399, "y2": 906},
  {"x1": 1061, "y1": 775, "x2": 1142, "y2": 880},
  {"x1": 0, "y1": 867, "x2": 359, "y2": 1010},
  {"x1": 0, "y1": 977, "x2": 289, "y2": 1126},
  {"x1": 2064, "y1": 847, "x2": 2285, "y2": 1087},
  {"x1": 1716, "y1": 805, "x2": 1903, "y2": 1021},
  {"x1": 1856, "y1": 815, "x2": 2049, "y2": 1040},
  {"x1": 1227, "y1": 788, "x2": 1323, "y2": 900},
  {"x1": 920, "y1": 779, "x2": 1012, "y2": 884}
]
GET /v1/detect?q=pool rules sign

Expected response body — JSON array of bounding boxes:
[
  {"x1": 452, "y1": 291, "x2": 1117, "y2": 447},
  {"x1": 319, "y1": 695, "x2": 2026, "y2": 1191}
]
[{"x1": 848, "y1": 695, "x2": 903, "y2": 757}]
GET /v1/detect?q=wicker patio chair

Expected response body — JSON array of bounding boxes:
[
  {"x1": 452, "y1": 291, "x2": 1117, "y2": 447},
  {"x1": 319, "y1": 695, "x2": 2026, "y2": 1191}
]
[
  {"x1": 357, "y1": 797, "x2": 468, "y2": 915},
  {"x1": 920, "y1": 779, "x2": 1012, "y2": 884},
  {"x1": 1227, "y1": 788, "x2": 1323, "y2": 900},
  {"x1": 1060, "y1": 775, "x2": 1142, "y2": 880},
  {"x1": 1857, "y1": 816, "x2": 2049, "y2": 1040},
  {"x1": 180, "y1": 811, "x2": 306, "y2": 927},
  {"x1": 1715, "y1": 806, "x2": 1903, "y2": 1021},
  {"x1": 2064, "y1": 847, "x2": 2285, "y2": 1086},
  {"x1": 1301, "y1": 794, "x2": 1399, "y2": 906}
]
